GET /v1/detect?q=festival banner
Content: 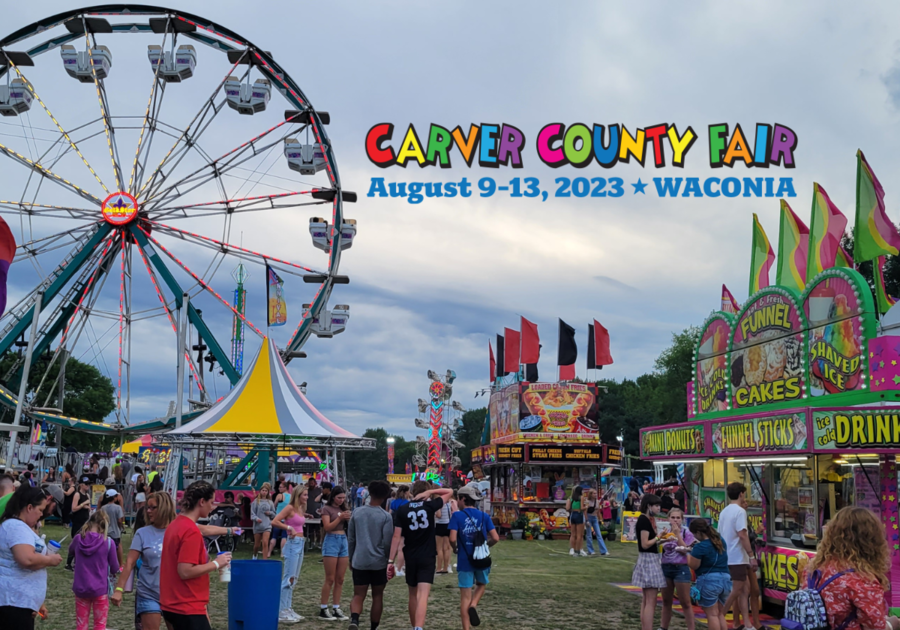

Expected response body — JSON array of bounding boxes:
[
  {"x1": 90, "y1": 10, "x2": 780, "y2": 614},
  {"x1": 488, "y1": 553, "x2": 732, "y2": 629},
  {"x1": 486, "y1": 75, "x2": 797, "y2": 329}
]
[
  {"x1": 812, "y1": 408, "x2": 900, "y2": 451},
  {"x1": 641, "y1": 422, "x2": 706, "y2": 458},
  {"x1": 621, "y1": 511, "x2": 641, "y2": 543},
  {"x1": 699, "y1": 488, "x2": 726, "y2": 525},
  {"x1": 492, "y1": 382, "x2": 600, "y2": 444},
  {"x1": 695, "y1": 314, "x2": 734, "y2": 414},
  {"x1": 710, "y1": 412, "x2": 808, "y2": 455},
  {"x1": 730, "y1": 289, "x2": 806, "y2": 409},
  {"x1": 266, "y1": 265, "x2": 287, "y2": 327},
  {"x1": 803, "y1": 269, "x2": 872, "y2": 397}
]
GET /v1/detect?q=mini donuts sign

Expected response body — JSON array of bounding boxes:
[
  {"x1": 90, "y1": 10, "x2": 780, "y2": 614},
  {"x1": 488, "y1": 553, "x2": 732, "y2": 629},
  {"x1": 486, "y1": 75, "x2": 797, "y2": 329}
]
[{"x1": 731, "y1": 290, "x2": 805, "y2": 409}]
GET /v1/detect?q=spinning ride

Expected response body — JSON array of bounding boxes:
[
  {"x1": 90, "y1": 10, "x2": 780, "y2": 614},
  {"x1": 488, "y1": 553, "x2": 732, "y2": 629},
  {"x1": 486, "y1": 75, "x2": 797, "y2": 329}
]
[{"x1": 0, "y1": 6, "x2": 355, "y2": 435}]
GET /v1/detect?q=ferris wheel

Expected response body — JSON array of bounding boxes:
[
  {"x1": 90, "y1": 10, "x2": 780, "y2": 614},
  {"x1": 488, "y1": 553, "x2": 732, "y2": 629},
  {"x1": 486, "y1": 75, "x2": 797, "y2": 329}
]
[{"x1": 0, "y1": 5, "x2": 356, "y2": 427}]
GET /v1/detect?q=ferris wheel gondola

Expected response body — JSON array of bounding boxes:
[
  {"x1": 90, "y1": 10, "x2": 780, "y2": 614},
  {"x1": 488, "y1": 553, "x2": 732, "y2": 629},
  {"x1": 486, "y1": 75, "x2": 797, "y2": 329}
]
[{"x1": 0, "y1": 5, "x2": 355, "y2": 428}]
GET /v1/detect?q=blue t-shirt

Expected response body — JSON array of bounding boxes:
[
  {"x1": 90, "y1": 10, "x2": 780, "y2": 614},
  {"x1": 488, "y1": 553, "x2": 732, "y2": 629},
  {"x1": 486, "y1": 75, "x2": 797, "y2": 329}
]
[
  {"x1": 690, "y1": 538, "x2": 729, "y2": 575},
  {"x1": 449, "y1": 508, "x2": 495, "y2": 573},
  {"x1": 390, "y1": 498, "x2": 408, "y2": 512}
]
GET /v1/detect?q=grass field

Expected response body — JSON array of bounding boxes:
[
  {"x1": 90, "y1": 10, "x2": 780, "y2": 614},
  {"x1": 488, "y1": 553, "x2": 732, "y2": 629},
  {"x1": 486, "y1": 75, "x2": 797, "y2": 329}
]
[{"x1": 35, "y1": 524, "x2": 689, "y2": 630}]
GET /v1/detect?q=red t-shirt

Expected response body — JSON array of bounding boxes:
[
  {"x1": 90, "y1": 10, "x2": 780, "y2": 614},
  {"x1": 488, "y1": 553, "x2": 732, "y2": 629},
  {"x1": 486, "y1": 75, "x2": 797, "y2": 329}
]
[{"x1": 160, "y1": 515, "x2": 209, "y2": 615}]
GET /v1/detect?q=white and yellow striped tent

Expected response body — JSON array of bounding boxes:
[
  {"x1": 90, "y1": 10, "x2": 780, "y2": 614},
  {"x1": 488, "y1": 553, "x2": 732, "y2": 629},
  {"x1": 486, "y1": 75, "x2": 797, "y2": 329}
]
[{"x1": 168, "y1": 337, "x2": 356, "y2": 439}]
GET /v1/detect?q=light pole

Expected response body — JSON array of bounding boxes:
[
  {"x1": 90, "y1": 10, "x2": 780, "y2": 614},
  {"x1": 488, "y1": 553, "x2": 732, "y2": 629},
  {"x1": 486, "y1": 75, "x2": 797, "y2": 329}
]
[
  {"x1": 617, "y1": 435, "x2": 626, "y2": 476},
  {"x1": 386, "y1": 437, "x2": 395, "y2": 475}
]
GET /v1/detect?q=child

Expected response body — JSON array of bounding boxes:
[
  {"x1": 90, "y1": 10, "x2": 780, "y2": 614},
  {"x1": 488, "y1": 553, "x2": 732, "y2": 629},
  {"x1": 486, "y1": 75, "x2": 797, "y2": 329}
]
[
  {"x1": 687, "y1": 518, "x2": 730, "y2": 630},
  {"x1": 71, "y1": 510, "x2": 120, "y2": 630}
]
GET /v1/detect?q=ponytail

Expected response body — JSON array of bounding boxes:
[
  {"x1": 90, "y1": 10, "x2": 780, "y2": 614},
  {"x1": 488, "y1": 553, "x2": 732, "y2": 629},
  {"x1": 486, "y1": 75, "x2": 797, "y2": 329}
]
[
  {"x1": 689, "y1": 518, "x2": 724, "y2": 553},
  {"x1": 180, "y1": 480, "x2": 214, "y2": 511}
]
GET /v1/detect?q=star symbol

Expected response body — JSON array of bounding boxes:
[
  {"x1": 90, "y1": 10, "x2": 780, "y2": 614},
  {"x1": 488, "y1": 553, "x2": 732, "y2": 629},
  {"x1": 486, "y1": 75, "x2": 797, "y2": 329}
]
[
  {"x1": 632, "y1": 179, "x2": 647, "y2": 194},
  {"x1": 880, "y1": 361, "x2": 886, "y2": 369},
  {"x1": 893, "y1": 360, "x2": 898, "y2": 366},
  {"x1": 894, "y1": 375, "x2": 900, "y2": 385}
]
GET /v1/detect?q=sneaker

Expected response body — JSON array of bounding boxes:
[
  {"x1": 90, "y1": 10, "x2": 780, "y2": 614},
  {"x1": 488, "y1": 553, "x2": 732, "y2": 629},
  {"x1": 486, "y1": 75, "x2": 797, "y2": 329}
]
[
  {"x1": 253, "y1": 553, "x2": 259, "y2": 560},
  {"x1": 579, "y1": 550, "x2": 589, "y2": 557},
  {"x1": 331, "y1": 607, "x2": 348, "y2": 620},
  {"x1": 601, "y1": 552, "x2": 610, "y2": 556},
  {"x1": 468, "y1": 607, "x2": 481, "y2": 627},
  {"x1": 279, "y1": 610, "x2": 300, "y2": 624},
  {"x1": 348, "y1": 622, "x2": 359, "y2": 630},
  {"x1": 317, "y1": 608, "x2": 335, "y2": 621},
  {"x1": 290, "y1": 610, "x2": 304, "y2": 622},
  {"x1": 447, "y1": 565, "x2": 453, "y2": 574},
  {"x1": 569, "y1": 548, "x2": 576, "y2": 556},
  {"x1": 64, "y1": 565, "x2": 74, "y2": 572}
]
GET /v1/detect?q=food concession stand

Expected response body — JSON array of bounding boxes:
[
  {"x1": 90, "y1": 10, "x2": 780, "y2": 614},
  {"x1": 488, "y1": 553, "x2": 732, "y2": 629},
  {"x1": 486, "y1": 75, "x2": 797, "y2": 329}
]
[
  {"x1": 640, "y1": 267, "x2": 900, "y2": 612},
  {"x1": 473, "y1": 380, "x2": 623, "y2": 533}
]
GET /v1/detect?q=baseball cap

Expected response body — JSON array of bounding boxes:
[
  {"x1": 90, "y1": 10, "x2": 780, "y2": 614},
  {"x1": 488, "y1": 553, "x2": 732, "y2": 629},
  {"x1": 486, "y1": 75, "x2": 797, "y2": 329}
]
[
  {"x1": 458, "y1": 483, "x2": 483, "y2": 500},
  {"x1": 80, "y1": 476, "x2": 91, "y2": 484},
  {"x1": 105, "y1": 489, "x2": 118, "y2": 498}
]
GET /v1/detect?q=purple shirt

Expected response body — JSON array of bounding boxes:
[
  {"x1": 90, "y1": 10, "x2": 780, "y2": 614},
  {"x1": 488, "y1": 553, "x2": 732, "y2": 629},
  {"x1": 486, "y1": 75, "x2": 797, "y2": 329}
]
[{"x1": 660, "y1": 526, "x2": 695, "y2": 565}]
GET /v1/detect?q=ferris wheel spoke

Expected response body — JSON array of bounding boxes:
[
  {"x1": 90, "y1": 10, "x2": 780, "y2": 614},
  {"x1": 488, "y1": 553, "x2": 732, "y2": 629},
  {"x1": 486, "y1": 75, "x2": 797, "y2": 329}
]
[
  {"x1": 147, "y1": 220, "x2": 327, "y2": 276},
  {"x1": 142, "y1": 111, "x2": 302, "y2": 210},
  {"x1": 0, "y1": 201, "x2": 99, "y2": 221},
  {"x1": 128, "y1": 24, "x2": 170, "y2": 194},
  {"x1": 149, "y1": 189, "x2": 321, "y2": 219},
  {"x1": 136, "y1": 52, "x2": 248, "y2": 200},
  {"x1": 2, "y1": 54, "x2": 110, "y2": 194},
  {"x1": 82, "y1": 22, "x2": 123, "y2": 190},
  {"x1": 137, "y1": 226, "x2": 265, "y2": 338},
  {"x1": 12, "y1": 223, "x2": 100, "y2": 261},
  {"x1": 0, "y1": 141, "x2": 103, "y2": 206}
]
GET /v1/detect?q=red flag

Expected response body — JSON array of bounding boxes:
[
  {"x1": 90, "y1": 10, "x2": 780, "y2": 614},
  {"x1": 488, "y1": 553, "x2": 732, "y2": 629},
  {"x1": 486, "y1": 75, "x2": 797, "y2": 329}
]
[
  {"x1": 559, "y1": 364, "x2": 576, "y2": 381},
  {"x1": 504, "y1": 328, "x2": 520, "y2": 373},
  {"x1": 593, "y1": 320, "x2": 613, "y2": 366},
  {"x1": 489, "y1": 342, "x2": 496, "y2": 382},
  {"x1": 521, "y1": 317, "x2": 540, "y2": 364}
]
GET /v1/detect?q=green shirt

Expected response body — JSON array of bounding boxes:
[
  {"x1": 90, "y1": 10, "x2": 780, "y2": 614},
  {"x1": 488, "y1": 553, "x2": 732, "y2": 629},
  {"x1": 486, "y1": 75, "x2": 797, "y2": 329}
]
[{"x1": 0, "y1": 493, "x2": 11, "y2": 517}]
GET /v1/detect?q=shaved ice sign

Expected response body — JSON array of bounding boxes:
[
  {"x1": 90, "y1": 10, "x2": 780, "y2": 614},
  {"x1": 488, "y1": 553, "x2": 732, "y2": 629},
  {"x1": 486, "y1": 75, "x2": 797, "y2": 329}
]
[
  {"x1": 804, "y1": 271, "x2": 870, "y2": 396},
  {"x1": 731, "y1": 290, "x2": 805, "y2": 409}
]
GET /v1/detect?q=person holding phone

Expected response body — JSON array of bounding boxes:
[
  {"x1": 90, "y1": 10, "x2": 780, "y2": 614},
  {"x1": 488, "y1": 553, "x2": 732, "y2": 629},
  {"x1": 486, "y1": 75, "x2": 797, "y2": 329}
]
[{"x1": 318, "y1": 486, "x2": 351, "y2": 621}]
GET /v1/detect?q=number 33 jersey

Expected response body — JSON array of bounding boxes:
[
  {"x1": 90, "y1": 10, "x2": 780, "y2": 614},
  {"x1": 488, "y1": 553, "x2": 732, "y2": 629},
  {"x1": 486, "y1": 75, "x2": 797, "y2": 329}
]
[{"x1": 394, "y1": 497, "x2": 444, "y2": 559}]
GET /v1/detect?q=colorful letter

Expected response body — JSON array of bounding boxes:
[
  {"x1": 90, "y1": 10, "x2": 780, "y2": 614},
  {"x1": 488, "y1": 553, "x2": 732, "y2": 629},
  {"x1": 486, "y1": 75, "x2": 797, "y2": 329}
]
[
  {"x1": 396, "y1": 125, "x2": 426, "y2": 167},
  {"x1": 723, "y1": 124, "x2": 753, "y2": 167},
  {"x1": 709, "y1": 124, "x2": 728, "y2": 167},
  {"x1": 563, "y1": 123, "x2": 593, "y2": 167},
  {"x1": 592, "y1": 124, "x2": 619, "y2": 168},
  {"x1": 754, "y1": 124, "x2": 771, "y2": 167},
  {"x1": 451, "y1": 125, "x2": 480, "y2": 167},
  {"x1": 619, "y1": 126, "x2": 646, "y2": 165},
  {"x1": 425, "y1": 124, "x2": 453, "y2": 168},
  {"x1": 769, "y1": 124, "x2": 797, "y2": 168},
  {"x1": 536, "y1": 123, "x2": 566, "y2": 168},
  {"x1": 644, "y1": 124, "x2": 667, "y2": 167},
  {"x1": 667, "y1": 125, "x2": 697, "y2": 168},
  {"x1": 365, "y1": 123, "x2": 395, "y2": 167},
  {"x1": 497, "y1": 124, "x2": 525, "y2": 168},
  {"x1": 479, "y1": 124, "x2": 500, "y2": 167}
]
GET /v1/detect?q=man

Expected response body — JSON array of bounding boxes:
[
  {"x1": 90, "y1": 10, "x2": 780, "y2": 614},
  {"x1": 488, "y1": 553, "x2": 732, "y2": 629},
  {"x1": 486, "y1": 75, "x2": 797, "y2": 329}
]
[
  {"x1": 719, "y1": 482, "x2": 757, "y2": 630},
  {"x1": 348, "y1": 481, "x2": 394, "y2": 630},
  {"x1": 147, "y1": 464, "x2": 159, "y2": 485},
  {"x1": 450, "y1": 484, "x2": 499, "y2": 630},
  {"x1": 389, "y1": 481, "x2": 453, "y2": 630},
  {"x1": 0, "y1": 473, "x2": 15, "y2": 515}
]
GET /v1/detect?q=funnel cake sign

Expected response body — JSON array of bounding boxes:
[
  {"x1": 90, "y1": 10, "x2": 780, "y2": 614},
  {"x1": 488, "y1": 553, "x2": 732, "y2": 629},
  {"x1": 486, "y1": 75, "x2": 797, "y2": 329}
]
[{"x1": 731, "y1": 289, "x2": 805, "y2": 409}]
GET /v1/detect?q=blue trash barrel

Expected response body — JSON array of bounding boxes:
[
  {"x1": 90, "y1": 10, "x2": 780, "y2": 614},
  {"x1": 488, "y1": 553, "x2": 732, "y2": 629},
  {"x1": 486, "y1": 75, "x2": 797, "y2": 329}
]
[{"x1": 228, "y1": 559, "x2": 281, "y2": 630}]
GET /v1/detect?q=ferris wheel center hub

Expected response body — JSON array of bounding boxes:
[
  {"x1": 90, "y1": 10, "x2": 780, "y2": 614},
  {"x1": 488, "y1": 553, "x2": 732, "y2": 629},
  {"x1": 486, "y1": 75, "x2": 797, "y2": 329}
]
[{"x1": 101, "y1": 192, "x2": 139, "y2": 226}]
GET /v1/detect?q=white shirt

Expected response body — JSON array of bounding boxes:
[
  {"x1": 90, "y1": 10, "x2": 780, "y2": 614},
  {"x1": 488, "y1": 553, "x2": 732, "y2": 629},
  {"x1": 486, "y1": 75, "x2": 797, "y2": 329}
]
[
  {"x1": 0, "y1": 519, "x2": 47, "y2": 612},
  {"x1": 718, "y1": 502, "x2": 749, "y2": 565}
]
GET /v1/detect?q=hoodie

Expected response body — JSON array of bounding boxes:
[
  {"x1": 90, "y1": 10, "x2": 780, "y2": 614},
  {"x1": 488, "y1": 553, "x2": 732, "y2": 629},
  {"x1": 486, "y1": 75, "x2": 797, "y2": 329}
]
[{"x1": 71, "y1": 531, "x2": 120, "y2": 599}]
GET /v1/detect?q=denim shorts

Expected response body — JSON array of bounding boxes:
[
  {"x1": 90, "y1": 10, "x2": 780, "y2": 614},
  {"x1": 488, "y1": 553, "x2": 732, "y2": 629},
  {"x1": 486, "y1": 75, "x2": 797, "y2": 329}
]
[
  {"x1": 661, "y1": 563, "x2": 692, "y2": 583},
  {"x1": 135, "y1": 595, "x2": 162, "y2": 615},
  {"x1": 696, "y1": 571, "x2": 732, "y2": 608},
  {"x1": 570, "y1": 511, "x2": 584, "y2": 525},
  {"x1": 322, "y1": 533, "x2": 349, "y2": 558}
]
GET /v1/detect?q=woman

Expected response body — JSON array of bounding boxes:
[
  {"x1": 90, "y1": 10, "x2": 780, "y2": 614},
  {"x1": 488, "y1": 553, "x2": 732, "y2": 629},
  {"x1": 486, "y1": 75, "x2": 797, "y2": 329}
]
[
  {"x1": 239, "y1": 495, "x2": 253, "y2": 544},
  {"x1": 269, "y1": 481, "x2": 291, "y2": 558},
  {"x1": 62, "y1": 467, "x2": 76, "y2": 527},
  {"x1": 567, "y1": 486, "x2": 587, "y2": 557},
  {"x1": 272, "y1": 485, "x2": 310, "y2": 623},
  {"x1": 159, "y1": 481, "x2": 232, "y2": 630},
  {"x1": 687, "y1": 518, "x2": 730, "y2": 630},
  {"x1": 660, "y1": 508, "x2": 695, "y2": 630},
  {"x1": 435, "y1": 490, "x2": 455, "y2": 574},
  {"x1": 98, "y1": 466, "x2": 110, "y2": 485},
  {"x1": 804, "y1": 507, "x2": 900, "y2": 630},
  {"x1": 0, "y1": 485, "x2": 62, "y2": 627},
  {"x1": 584, "y1": 489, "x2": 609, "y2": 556},
  {"x1": 318, "y1": 486, "x2": 351, "y2": 621},
  {"x1": 133, "y1": 473, "x2": 147, "y2": 517},
  {"x1": 66, "y1": 476, "x2": 94, "y2": 571},
  {"x1": 624, "y1": 491, "x2": 640, "y2": 512},
  {"x1": 632, "y1": 493, "x2": 666, "y2": 630},
  {"x1": 41, "y1": 467, "x2": 57, "y2": 484},
  {"x1": 252, "y1": 482, "x2": 276, "y2": 560}
]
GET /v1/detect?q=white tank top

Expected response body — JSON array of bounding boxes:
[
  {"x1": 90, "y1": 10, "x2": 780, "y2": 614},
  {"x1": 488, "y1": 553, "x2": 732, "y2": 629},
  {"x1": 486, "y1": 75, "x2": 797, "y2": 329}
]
[{"x1": 436, "y1": 502, "x2": 451, "y2": 524}]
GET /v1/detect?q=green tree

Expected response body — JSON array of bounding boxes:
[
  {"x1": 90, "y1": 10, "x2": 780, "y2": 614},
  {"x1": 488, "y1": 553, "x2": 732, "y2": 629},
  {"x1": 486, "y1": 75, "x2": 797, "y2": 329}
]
[
  {"x1": 0, "y1": 353, "x2": 116, "y2": 451},
  {"x1": 456, "y1": 408, "x2": 486, "y2": 469},
  {"x1": 652, "y1": 326, "x2": 700, "y2": 425}
]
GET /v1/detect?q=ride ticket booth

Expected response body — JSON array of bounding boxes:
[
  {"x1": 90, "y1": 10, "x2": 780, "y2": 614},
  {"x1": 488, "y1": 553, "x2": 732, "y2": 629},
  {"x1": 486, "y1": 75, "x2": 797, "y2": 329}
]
[{"x1": 640, "y1": 267, "x2": 900, "y2": 613}]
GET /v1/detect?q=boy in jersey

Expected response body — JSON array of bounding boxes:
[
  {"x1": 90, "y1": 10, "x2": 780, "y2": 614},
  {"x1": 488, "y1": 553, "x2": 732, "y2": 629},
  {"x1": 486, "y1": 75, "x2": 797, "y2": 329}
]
[{"x1": 388, "y1": 481, "x2": 453, "y2": 630}]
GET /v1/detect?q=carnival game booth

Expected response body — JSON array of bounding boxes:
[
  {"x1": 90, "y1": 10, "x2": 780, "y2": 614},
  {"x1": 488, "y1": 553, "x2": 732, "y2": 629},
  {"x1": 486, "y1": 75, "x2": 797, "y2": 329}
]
[
  {"x1": 640, "y1": 267, "x2": 900, "y2": 612},
  {"x1": 474, "y1": 379, "x2": 622, "y2": 536},
  {"x1": 157, "y1": 338, "x2": 374, "y2": 494}
]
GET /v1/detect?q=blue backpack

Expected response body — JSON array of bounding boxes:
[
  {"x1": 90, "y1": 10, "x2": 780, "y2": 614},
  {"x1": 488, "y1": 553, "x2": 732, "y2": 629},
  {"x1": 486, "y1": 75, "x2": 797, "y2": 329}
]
[{"x1": 781, "y1": 569, "x2": 856, "y2": 630}]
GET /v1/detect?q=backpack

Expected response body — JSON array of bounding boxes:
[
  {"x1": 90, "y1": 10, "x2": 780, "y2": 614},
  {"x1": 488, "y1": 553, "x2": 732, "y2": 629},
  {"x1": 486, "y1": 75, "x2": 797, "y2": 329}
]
[
  {"x1": 460, "y1": 510, "x2": 492, "y2": 570},
  {"x1": 781, "y1": 569, "x2": 856, "y2": 630}
]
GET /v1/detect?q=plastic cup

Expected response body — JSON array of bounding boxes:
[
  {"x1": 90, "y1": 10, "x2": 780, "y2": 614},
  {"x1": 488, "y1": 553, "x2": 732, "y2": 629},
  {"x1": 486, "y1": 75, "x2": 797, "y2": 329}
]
[
  {"x1": 48, "y1": 540, "x2": 61, "y2": 555},
  {"x1": 218, "y1": 553, "x2": 231, "y2": 582}
]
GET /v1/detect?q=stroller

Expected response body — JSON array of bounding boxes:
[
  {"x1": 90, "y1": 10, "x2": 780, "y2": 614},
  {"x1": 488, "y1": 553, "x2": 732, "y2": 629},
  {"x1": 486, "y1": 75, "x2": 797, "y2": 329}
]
[{"x1": 204, "y1": 505, "x2": 241, "y2": 554}]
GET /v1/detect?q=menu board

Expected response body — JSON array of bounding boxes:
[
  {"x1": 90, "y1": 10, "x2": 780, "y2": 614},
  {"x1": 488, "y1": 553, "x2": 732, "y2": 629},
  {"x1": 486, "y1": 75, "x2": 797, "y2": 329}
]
[
  {"x1": 731, "y1": 291, "x2": 805, "y2": 409},
  {"x1": 641, "y1": 423, "x2": 706, "y2": 458},
  {"x1": 527, "y1": 444, "x2": 604, "y2": 463},
  {"x1": 812, "y1": 409, "x2": 900, "y2": 451},
  {"x1": 606, "y1": 446, "x2": 623, "y2": 465},
  {"x1": 711, "y1": 412, "x2": 808, "y2": 454},
  {"x1": 496, "y1": 444, "x2": 525, "y2": 461}
]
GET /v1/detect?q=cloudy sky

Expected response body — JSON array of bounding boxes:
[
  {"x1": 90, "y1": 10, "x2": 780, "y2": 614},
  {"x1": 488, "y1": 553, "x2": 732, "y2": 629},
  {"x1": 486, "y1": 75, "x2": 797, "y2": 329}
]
[{"x1": 2, "y1": 1, "x2": 900, "y2": 440}]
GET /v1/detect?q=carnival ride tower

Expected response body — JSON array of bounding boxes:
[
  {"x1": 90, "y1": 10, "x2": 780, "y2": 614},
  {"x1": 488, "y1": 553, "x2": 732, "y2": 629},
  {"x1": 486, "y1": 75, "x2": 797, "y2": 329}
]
[{"x1": 414, "y1": 370, "x2": 465, "y2": 480}]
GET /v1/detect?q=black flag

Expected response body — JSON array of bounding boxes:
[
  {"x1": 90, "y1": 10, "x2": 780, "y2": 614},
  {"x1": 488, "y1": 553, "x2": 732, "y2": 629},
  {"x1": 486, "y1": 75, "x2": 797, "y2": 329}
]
[
  {"x1": 496, "y1": 334, "x2": 506, "y2": 376},
  {"x1": 525, "y1": 363, "x2": 539, "y2": 382},
  {"x1": 587, "y1": 323, "x2": 596, "y2": 370},
  {"x1": 558, "y1": 319, "x2": 577, "y2": 366}
]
